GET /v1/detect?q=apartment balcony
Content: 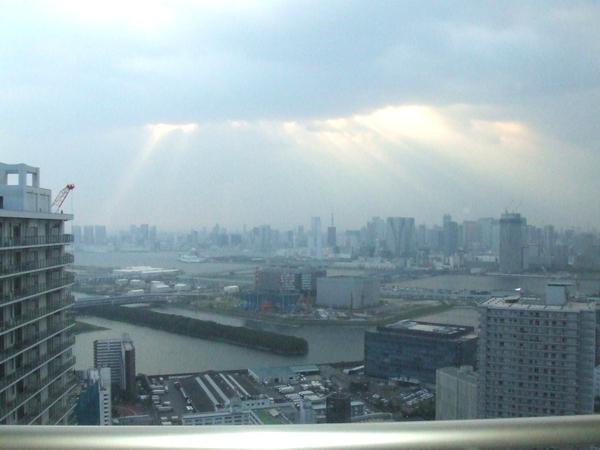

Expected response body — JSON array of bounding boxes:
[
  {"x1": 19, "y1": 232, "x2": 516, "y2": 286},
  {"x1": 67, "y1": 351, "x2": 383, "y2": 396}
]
[
  {"x1": 0, "y1": 273, "x2": 75, "y2": 306},
  {"x1": 0, "y1": 235, "x2": 74, "y2": 251},
  {"x1": 17, "y1": 377, "x2": 78, "y2": 425},
  {"x1": 0, "y1": 320, "x2": 74, "y2": 365},
  {"x1": 0, "y1": 362, "x2": 77, "y2": 420},
  {"x1": 0, "y1": 254, "x2": 74, "y2": 280},
  {"x1": 0, "y1": 295, "x2": 74, "y2": 335},
  {"x1": 2, "y1": 414, "x2": 600, "y2": 449},
  {"x1": 0, "y1": 335, "x2": 75, "y2": 393}
]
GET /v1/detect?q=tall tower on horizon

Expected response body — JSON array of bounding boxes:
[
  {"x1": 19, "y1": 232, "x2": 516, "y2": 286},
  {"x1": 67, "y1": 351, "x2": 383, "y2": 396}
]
[{"x1": 499, "y1": 212, "x2": 526, "y2": 273}]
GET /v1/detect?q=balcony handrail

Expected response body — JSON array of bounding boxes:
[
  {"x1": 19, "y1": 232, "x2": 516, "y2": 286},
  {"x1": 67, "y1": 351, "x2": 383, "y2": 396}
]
[
  {"x1": 0, "y1": 234, "x2": 73, "y2": 249},
  {"x1": 0, "y1": 335, "x2": 75, "y2": 392},
  {"x1": 2, "y1": 414, "x2": 600, "y2": 449},
  {"x1": 0, "y1": 254, "x2": 74, "y2": 277},
  {"x1": 0, "y1": 273, "x2": 75, "y2": 305},
  {"x1": 0, "y1": 295, "x2": 74, "y2": 333},
  {"x1": 0, "y1": 321, "x2": 74, "y2": 363}
]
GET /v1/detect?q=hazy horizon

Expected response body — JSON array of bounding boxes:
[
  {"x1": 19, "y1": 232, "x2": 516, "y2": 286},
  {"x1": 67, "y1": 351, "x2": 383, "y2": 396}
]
[{"x1": 2, "y1": 1, "x2": 599, "y2": 230}]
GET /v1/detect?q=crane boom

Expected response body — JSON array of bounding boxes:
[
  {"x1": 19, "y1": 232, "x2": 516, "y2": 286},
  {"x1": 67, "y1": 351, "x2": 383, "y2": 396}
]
[{"x1": 51, "y1": 184, "x2": 75, "y2": 212}]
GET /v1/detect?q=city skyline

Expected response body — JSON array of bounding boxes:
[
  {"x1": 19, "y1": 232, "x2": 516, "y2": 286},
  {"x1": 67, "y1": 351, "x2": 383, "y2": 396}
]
[{"x1": 1, "y1": 2, "x2": 600, "y2": 229}]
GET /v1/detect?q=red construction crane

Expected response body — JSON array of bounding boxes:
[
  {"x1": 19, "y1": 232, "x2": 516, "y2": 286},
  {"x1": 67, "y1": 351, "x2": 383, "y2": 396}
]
[{"x1": 51, "y1": 184, "x2": 75, "y2": 212}]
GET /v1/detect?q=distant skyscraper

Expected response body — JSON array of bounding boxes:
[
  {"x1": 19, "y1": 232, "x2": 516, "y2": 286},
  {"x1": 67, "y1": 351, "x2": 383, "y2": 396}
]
[
  {"x1": 0, "y1": 162, "x2": 76, "y2": 425},
  {"x1": 83, "y1": 225, "x2": 94, "y2": 245},
  {"x1": 478, "y1": 284, "x2": 596, "y2": 418},
  {"x1": 442, "y1": 214, "x2": 459, "y2": 257},
  {"x1": 385, "y1": 217, "x2": 416, "y2": 257},
  {"x1": 311, "y1": 217, "x2": 322, "y2": 259},
  {"x1": 72, "y1": 224, "x2": 82, "y2": 244},
  {"x1": 499, "y1": 212, "x2": 526, "y2": 273},
  {"x1": 94, "y1": 225, "x2": 107, "y2": 245}
]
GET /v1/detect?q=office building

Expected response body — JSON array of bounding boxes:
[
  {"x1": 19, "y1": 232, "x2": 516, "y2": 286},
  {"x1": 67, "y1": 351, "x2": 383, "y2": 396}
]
[
  {"x1": 0, "y1": 163, "x2": 76, "y2": 425},
  {"x1": 310, "y1": 217, "x2": 322, "y2": 259},
  {"x1": 316, "y1": 276, "x2": 379, "y2": 309},
  {"x1": 75, "y1": 368, "x2": 111, "y2": 425},
  {"x1": 436, "y1": 366, "x2": 478, "y2": 420},
  {"x1": 93, "y1": 334, "x2": 136, "y2": 400},
  {"x1": 385, "y1": 217, "x2": 416, "y2": 257},
  {"x1": 499, "y1": 212, "x2": 526, "y2": 273},
  {"x1": 478, "y1": 284, "x2": 597, "y2": 418},
  {"x1": 442, "y1": 214, "x2": 459, "y2": 257},
  {"x1": 326, "y1": 391, "x2": 351, "y2": 423},
  {"x1": 365, "y1": 320, "x2": 477, "y2": 384}
]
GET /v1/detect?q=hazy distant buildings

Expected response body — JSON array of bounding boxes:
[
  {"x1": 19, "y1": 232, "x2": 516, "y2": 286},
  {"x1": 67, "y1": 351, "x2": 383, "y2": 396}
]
[
  {"x1": 310, "y1": 217, "x2": 322, "y2": 259},
  {"x1": 499, "y1": 212, "x2": 526, "y2": 273},
  {"x1": 385, "y1": 217, "x2": 416, "y2": 257},
  {"x1": 326, "y1": 391, "x2": 351, "y2": 423},
  {"x1": 442, "y1": 214, "x2": 459, "y2": 257},
  {"x1": 478, "y1": 284, "x2": 596, "y2": 418},
  {"x1": 365, "y1": 320, "x2": 477, "y2": 384},
  {"x1": 436, "y1": 366, "x2": 478, "y2": 420}
]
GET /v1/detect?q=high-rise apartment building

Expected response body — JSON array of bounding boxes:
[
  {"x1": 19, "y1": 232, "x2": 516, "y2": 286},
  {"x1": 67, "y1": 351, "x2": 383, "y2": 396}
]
[
  {"x1": 0, "y1": 163, "x2": 76, "y2": 425},
  {"x1": 499, "y1": 212, "x2": 526, "y2": 273},
  {"x1": 435, "y1": 365, "x2": 478, "y2": 420},
  {"x1": 478, "y1": 284, "x2": 597, "y2": 418},
  {"x1": 93, "y1": 334, "x2": 136, "y2": 400}
]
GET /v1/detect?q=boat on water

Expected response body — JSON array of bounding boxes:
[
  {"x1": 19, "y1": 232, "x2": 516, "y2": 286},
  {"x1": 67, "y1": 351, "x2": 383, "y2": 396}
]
[{"x1": 178, "y1": 249, "x2": 206, "y2": 263}]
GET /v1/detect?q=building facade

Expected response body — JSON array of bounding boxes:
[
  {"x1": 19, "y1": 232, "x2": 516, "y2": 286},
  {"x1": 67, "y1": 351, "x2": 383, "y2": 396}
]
[
  {"x1": 435, "y1": 365, "x2": 478, "y2": 420},
  {"x1": 0, "y1": 163, "x2": 76, "y2": 425},
  {"x1": 316, "y1": 276, "x2": 379, "y2": 309},
  {"x1": 478, "y1": 285, "x2": 597, "y2": 418},
  {"x1": 93, "y1": 334, "x2": 136, "y2": 400},
  {"x1": 365, "y1": 320, "x2": 477, "y2": 384},
  {"x1": 75, "y1": 367, "x2": 112, "y2": 425}
]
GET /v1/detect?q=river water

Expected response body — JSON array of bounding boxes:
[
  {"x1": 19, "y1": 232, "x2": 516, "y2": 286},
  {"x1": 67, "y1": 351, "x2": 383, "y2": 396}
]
[
  {"x1": 73, "y1": 307, "x2": 370, "y2": 374},
  {"x1": 72, "y1": 250, "x2": 600, "y2": 374}
]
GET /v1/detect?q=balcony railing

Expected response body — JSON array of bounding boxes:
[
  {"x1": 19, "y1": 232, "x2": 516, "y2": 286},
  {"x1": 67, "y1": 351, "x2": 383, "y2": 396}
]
[
  {"x1": 0, "y1": 296, "x2": 74, "y2": 334},
  {"x1": 0, "y1": 235, "x2": 73, "y2": 250},
  {"x1": 0, "y1": 321, "x2": 74, "y2": 364},
  {"x1": 0, "y1": 335, "x2": 75, "y2": 392},
  {"x1": 0, "y1": 273, "x2": 75, "y2": 305},
  {"x1": 2, "y1": 414, "x2": 600, "y2": 449},
  {"x1": 0, "y1": 254, "x2": 74, "y2": 278},
  {"x1": 18, "y1": 376, "x2": 78, "y2": 425},
  {"x1": 0, "y1": 363, "x2": 77, "y2": 419}
]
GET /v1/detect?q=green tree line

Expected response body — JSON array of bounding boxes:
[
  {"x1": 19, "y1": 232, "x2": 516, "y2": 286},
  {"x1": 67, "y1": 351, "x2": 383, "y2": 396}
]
[{"x1": 83, "y1": 306, "x2": 308, "y2": 355}]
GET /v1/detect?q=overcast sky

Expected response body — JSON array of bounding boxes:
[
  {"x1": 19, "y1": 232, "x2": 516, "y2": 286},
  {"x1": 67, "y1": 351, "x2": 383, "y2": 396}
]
[{"x1": 1, "y1": 1, "x2": 599, "y2": 231}]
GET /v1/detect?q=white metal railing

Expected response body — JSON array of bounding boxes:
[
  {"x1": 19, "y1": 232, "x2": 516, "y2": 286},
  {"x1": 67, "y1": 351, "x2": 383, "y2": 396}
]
[{"x1": 2, "y1": 414, "x2": 600, "y2": 449}]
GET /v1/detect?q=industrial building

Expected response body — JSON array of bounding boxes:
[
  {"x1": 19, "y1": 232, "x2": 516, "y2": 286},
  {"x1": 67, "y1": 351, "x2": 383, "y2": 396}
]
[
  {"x1": 93, "y1": 334, "x2": 136, "y2": 400},
  {"x1": 478, "y1": 284, "x2": 597, "y2": 418},
  {"x1": 364, "y1": 320, "x2": 477, "y2": 384},
  {"x1": 0, "y1": 163, "x2": 76, "y2": 425},
  {"x1": 316, "y1": 276, "x2": 379, "y2": 309},
  {"x1": 245, "y1": 266, "x2": 326, "y2": 313},
  {"x1": 435, "y1": 365, "x2": 478, "y2": 420}
]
